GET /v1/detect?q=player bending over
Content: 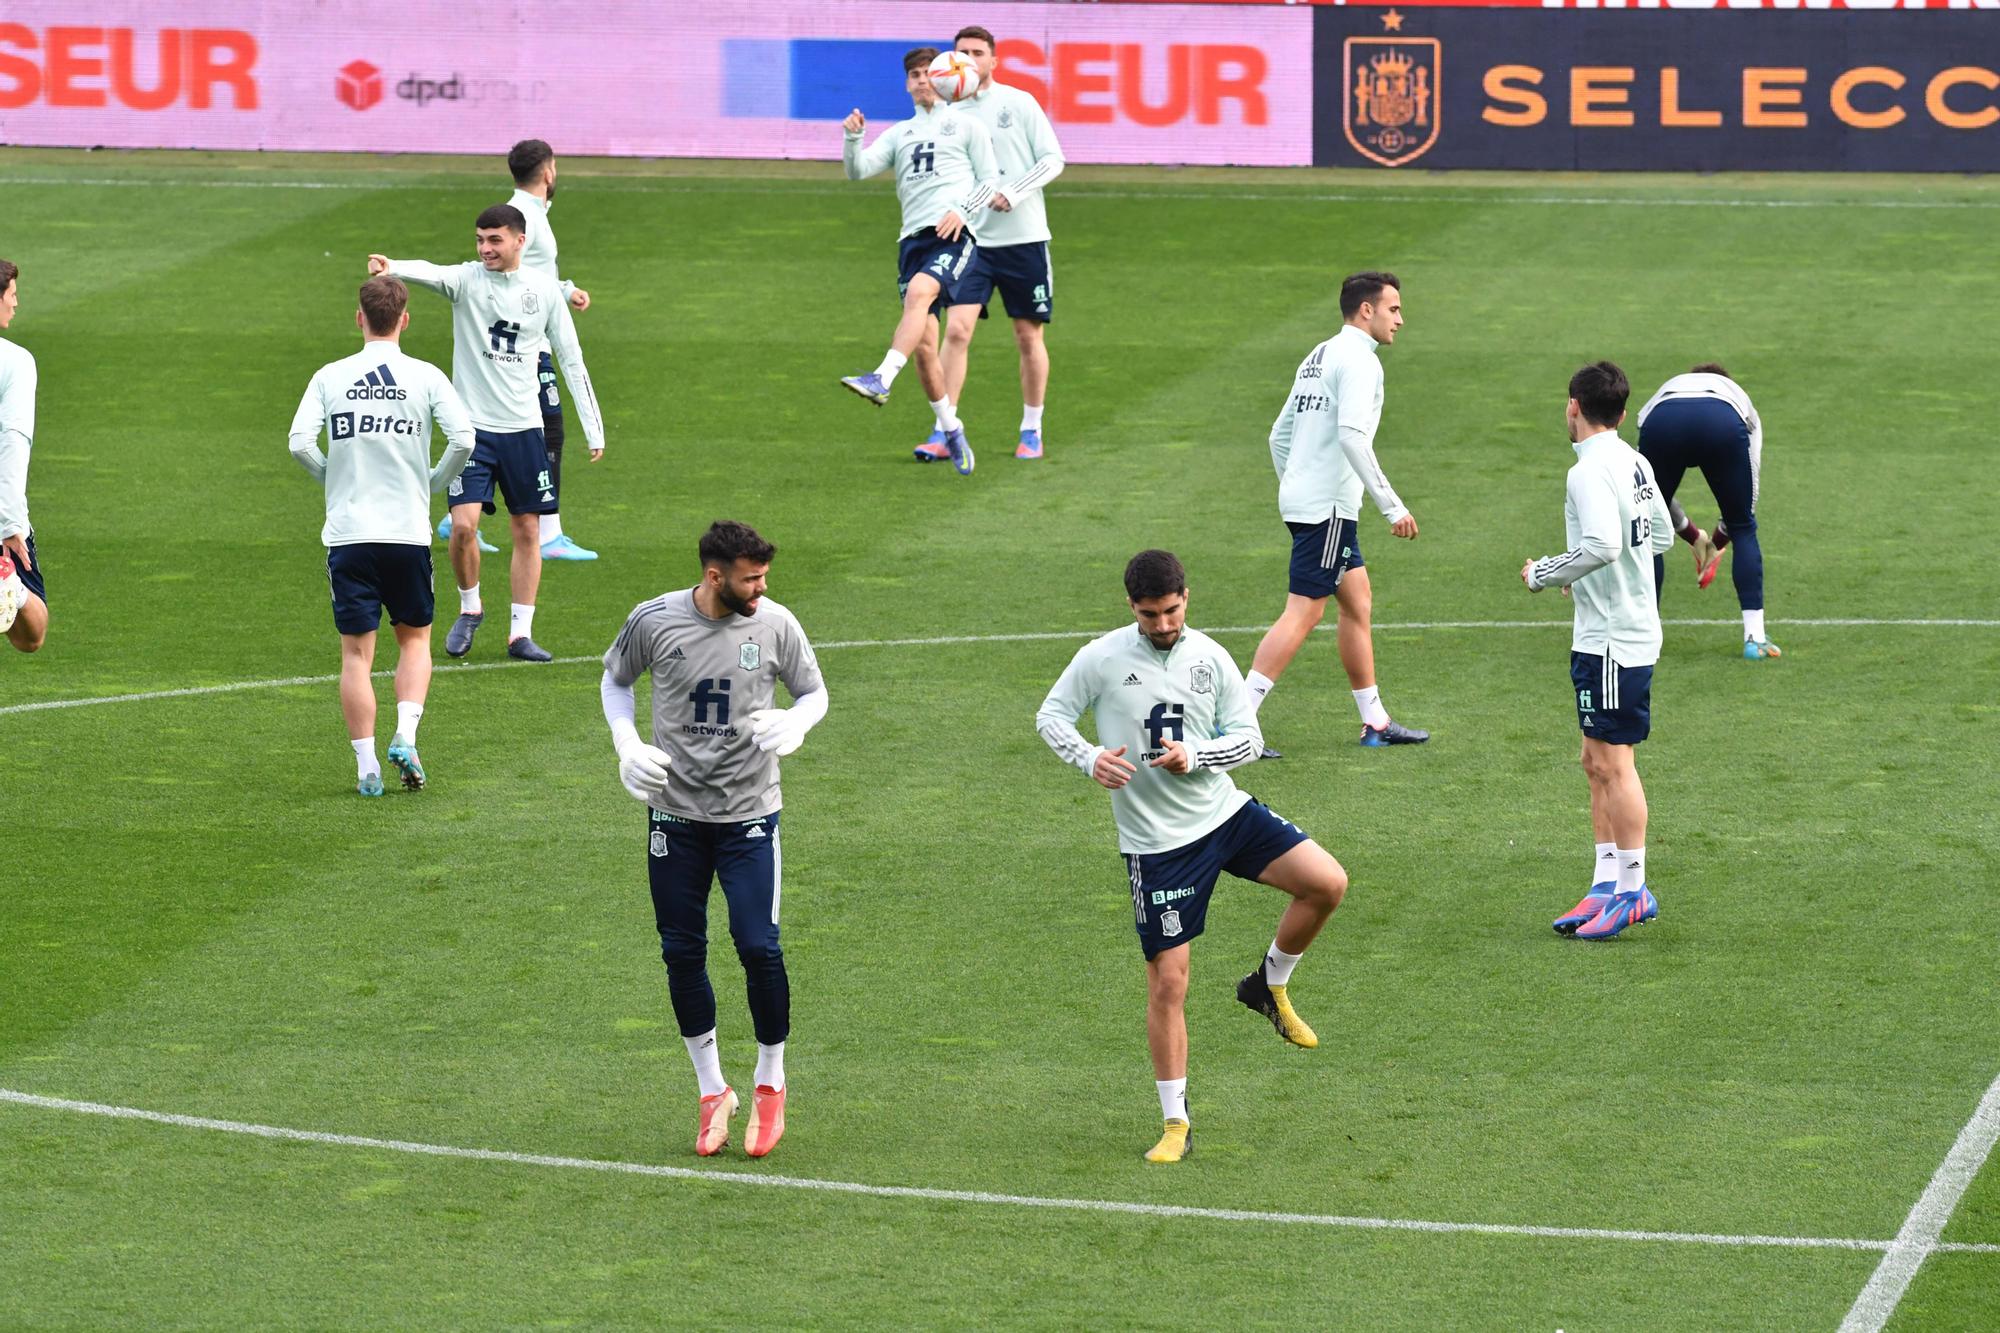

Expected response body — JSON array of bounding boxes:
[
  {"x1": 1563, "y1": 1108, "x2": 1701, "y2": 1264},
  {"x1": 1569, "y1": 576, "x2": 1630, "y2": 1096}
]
[
  {"x1": 837, "y1": 46, "x2": 998, "y2": 477},
  {"x1": 0, "y1": 258, "x2": 48, "y2": 653},
  {"x1": 288, "y1": 277, "x2": 474, "y2": 795},
  {"x1": 1037, "y1": 549, "x2": 1349, "y2": 1163},
  {"x1": 601, "y1": 521, "x2": 829, "y2": 1158},
  {"x1": 1522, "y1": 362, "x2": 1674, "y2": 940}
]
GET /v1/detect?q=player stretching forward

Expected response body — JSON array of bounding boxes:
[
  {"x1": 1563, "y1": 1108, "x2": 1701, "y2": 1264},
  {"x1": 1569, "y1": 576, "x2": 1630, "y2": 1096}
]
[
  {"x1": 1246, "y1": 272, "x2": 1426, "y2": 755},
  {"x1": 370, "y1": 203, "x2": 605, "y2": 662},
  {"x1": 290, "y1": 277, "x2": 474, "y2": 795},
  {"x1": 1037, "y1": 550, "x2": 1349, "y2": 1163},
  {"x1": 913, "y1": 25, "x2": 1064, "y2": 463},
  {"x1": 1636, "y1": 364, "x2": 1778, "y2": 659},
  {"x1": 1522, "y1": 362, "x2": 1674, "y2": 940},
  {"x1": 837, "y1": 45, "x2": 998, "y2": 476},
  {"x1": 0, "y1": 258, "x2": 48, "y2": 652},
  {"x1": 601, "y1": 521, "x2": 829, "y2": 1158}
]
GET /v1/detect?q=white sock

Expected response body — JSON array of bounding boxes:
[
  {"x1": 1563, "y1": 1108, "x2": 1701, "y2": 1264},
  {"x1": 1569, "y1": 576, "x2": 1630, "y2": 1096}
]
[
  {"x1": 1021, "y1": 403, "x2": 1044, "y2": 432},
  {"x1": 685, "y1": 1029, "x2": 727, "y2": 1098},
  {"x1": 509, "y1": 603, "x2": 535, "y2": 642},
  {"x1": 874, "y1": 348, "x2": 907, "y2": 386},
  {"x1": 1593, "y1": 841, "x2": 1618, "y2": 888},
  {"x1": 929, "y1": 397, "x2": 960, "y2": 432},
  {"x1": 1616, "y1": 846, "x2": 1646, "y2": 895},
  {"x1": 1156, "y1": 1077, "x2": 1188, "y2": 1125},
  {"x1": 1246, "y1": 670, "x2": 1275, "y2": 712},
  {"x1": 458, "y1": 584, "x2": 481, "y2": 616},
  {"x1": 395, "y1": 701, "x2": 423, "y2": 744},
  {"x1": 1353, "y1": 685, "x2": 1390, "y2": 730},
  {"x1": 1744, "y1": 608, "x2": 1765, "y2": 641},
  {"x1": 541, "y1": 513, "x2": 563, "y2": 543},
  {"x1": 1264, "y1": 943, "x2": 1303, "y2": 987},
  {"x1": 352, "y1": 737, "x2": 379, "y2": 778},
  {"x1": 755, "y1": 1041, "x2": 786, "y2": 1091}
]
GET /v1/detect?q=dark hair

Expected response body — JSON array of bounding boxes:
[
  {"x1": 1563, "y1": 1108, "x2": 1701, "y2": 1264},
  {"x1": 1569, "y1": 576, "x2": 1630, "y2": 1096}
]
[
  {"x1": 0, "y1": 258, "x2": 15, "y2": 296},
  {"x1": 1569, "y1": 361, "x2": 1631, "y2": 427},
  {"x1": 904, "y1": 46, "x2": 940, "y2": 75},
  {"x1": 475, "y1": 203, "x2": 527, "y2": 235},
  {"x1": 1690, "y1": 362, "x2": 1731, "y2": 379},
  {"x1": 1339, "y1": 270, "x2": 1400, "y2": 319},
  {"x1": 699, "y1": 520, "x2": 776, "y2": 569},
  {"x1": 507, "y1": 139, "x2": 554, "y2": 185},
  {"x1": 1124, "y1": 549, "x2": 1187, "y2": 603},
  {"x1": 954, "y1": 26, "x2": 996, "y2": 51},
  {"x1": 358, "y1": 275, "x2": 409, "y2": 335}
]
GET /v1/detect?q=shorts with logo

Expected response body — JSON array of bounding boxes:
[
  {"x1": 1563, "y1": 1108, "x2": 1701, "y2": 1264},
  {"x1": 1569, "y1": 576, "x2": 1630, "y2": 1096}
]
[
  {"x1": 647, "y1": 807, "x2": 786, "y2": 1038},
  {"x1": 1125, "y1": 798, "x2": 1310, "y2": 960},
  {"x1": 448, "y1": 426, "x2": 555, "y2": 517},
  {"x1": 960, "y1": 240, "x2": 1053, "y2": 323},
  {"x1": 326, "y1": 541, "x2": 434, "y2": 635},
  {"x1": 1571, "y1": 651, "x2": 1653, "y2": 745},
  {"x1": 897, "y1": 228, "x2": 981, "y2": 304},
  {"x1": 1286, "y1": 517, "x2": 1364, "y2": 599},
  {"x1": 8, "y1": 532, "x2": 45, "y2": 607}
]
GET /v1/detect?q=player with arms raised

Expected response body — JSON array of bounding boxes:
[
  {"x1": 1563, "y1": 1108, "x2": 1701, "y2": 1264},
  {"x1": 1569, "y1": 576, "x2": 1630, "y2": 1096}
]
[
  {"x1": 837, "y1": 46, "x2": 998, "y2": 476},
  {"x1": 0, "y1": 258, "x2": 47, "y2": 653},
  {"x1": 601, "y1": 521, "x2": 829, "y2": 1159},
  {"x1": 1037, "y1": 550, "x2": 1349, "y2": 1163}
]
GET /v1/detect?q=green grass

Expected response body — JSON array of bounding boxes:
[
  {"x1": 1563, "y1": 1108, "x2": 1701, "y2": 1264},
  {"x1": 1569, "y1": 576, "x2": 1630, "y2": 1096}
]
[{"x1": 2, "y1": 148, "x2": 1997, "y2": 1329}]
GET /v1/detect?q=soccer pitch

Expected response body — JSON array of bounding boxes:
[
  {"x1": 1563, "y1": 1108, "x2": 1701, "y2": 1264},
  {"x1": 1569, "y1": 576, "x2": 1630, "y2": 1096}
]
[{"x1": 3, "y1": 149, "x2": 1997, "y2": 1329}]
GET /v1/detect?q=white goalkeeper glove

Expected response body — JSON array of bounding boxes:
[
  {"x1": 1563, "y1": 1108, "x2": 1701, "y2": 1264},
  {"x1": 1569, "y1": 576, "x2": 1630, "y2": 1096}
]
[
  {"x1": 747, "y1": 708, "x2": 805, "y2": 757},
  {"x1": 616, "y1": 740, "x2": 674, "y2": 803}
]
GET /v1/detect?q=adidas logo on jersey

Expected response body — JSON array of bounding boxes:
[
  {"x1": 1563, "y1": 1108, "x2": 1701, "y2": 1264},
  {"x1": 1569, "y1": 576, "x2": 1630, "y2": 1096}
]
[
  {"x1": 1122, "y1": 673, "x2": 1142, "y2": 686},
  {"x1": 347, "y1": 365, "x2": 408, "y2": 401},
  {"x1": 665, "y1": 646, "x2": 686, "y2": 661}
]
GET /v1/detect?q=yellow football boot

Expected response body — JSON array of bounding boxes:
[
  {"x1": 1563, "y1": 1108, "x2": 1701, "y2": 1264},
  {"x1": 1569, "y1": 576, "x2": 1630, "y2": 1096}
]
[
  {"x1": 1145, "y1": 1119, "x2": 1192, "y2": 1163},
  {"x1": 1237, "y1": 969, "x2": 1319, "y2": 1049}
]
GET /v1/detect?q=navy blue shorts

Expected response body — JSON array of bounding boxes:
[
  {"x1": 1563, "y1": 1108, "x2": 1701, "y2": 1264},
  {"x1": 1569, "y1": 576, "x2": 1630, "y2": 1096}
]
[
  {"x1": 960, "y1": 240, "x2": 1053, "y2": 322},
  {"x1": 898, "y1": 228, "x2": 982, "y2": 305},
  {"x1": 1286, "y1": 517, "x2": 1364, "y2": 600},
  {"x1": 9, "y1": 532, "x2": 45, "y2": 608},
  {"x1": 1125, "y1": 799, "x2": 1310, "y2": 960},
  {"x1": 326, "y1": 542, "x2": 434, "y2": 636},
  {"x1": 447, "y1": 427, "x2": 555, "y2": 516},
  {"x1": 1637, "y1": 397, "x2": 1755, "y2": 531},
  {"x1": 536, "y1": 350, "x2": 561, "y2": 418},
  {"x1": 1571, "y1": 651, "x2": 1653, "y2": 745},
  {"x1": 647, "y1": 807, "x2": 783, "y2": 962}
]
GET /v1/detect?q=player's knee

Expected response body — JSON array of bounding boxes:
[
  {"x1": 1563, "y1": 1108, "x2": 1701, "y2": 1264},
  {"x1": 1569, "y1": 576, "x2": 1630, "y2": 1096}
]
[
  {"x1": 1293, "y1": 599, "x2": 1327, "y2": 630},
  {"x1": 10, "y1": 624, "x2": 43, "y2": 653},
  {"x1": 734, "y1": 937, "x2": 784, "y2": 971},
  {"x1": 660, "y1": 934, "x2": 708, "y2": 971},
  {"x1": 1320, "y1": 859, "x2": 1349, "y2": 909},
  {"x1": 1148, "y1": 969, "x2": 1188, "y2": 1008}
]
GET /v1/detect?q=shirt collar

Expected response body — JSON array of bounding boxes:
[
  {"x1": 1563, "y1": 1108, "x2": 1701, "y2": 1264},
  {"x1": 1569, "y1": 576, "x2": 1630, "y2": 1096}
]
[
  {"x1": 509, "y1": 187, "x2": 549, "y2": 216},
  {"x1": 1337, "y1": 323, "x2": 1379, "y2": 352},
  {"x1": 1572, "y1": 428, "x2": 1623, "y2": 457}
]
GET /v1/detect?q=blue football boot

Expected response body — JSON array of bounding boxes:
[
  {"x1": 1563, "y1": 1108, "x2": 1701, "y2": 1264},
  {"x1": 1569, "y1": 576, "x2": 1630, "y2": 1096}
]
[
  {"x1": 1015, "y1": 429, "x2": 1044, "y2": 460},
  {"x1": 1554, "y1": 884, "x2": 1616, "y2": 935},
  {"x1": 1573, "y1": 886, "x2": 1660, "y2": 940},
  {"x1": 840, "y1": 372, "x2": 891, "y2": 405},
  {"x1": 915, "y1": 429, "x2": 951, "y2": 463},
  {"x1": 944, "y1": 426, "x2": 975, "y2": 476}
]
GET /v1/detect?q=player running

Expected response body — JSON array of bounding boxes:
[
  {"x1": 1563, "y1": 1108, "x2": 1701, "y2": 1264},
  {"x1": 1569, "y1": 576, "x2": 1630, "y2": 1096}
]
[
  {"x1": 288, "y1": 277, "x2": 474, "y2": 795},
  {"x1": 915, "y1": 25, "x2": 1064, "y2": 463},
  {"x1": 1246, "y1": 272, "x2": 1426, "y2": 757},
  {"x1": 371, "y1": 203, "x2": 605, "y2": 662},
  {"x1": 1636, "y1": 364, "x2": 1778, "y2": 659},
  {"x1": 837, "y1": 46, "x2": 998, "y2": 477},
  {"x1": 0, "y1": 258, "x2": 48, "y2": 653},
  {"x1": 601, "y1": 521, "x2": 829, "y2": 1159},
  {"x1": 1522, "y1": 362, "x2": 1674, "y2": 940},
  {"x1": 1037, "y1": 550, "x2": 1349, "y2": 1163}
]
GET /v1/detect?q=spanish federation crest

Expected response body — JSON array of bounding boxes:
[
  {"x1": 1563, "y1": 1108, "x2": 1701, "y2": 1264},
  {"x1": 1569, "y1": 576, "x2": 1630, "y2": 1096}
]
[
  {"x1": 1190, "y1": 663, "x2": 1214, "y2": 695},
  {"x1": 997, "y1": 108, "x2": 1014, "y2": 130},
  {"x1": 522, "y1": 291, "x2": 540, "y2": 315},
  {"x1": 1343, "y1": 37, "x2": 1441, "y2": 168},
  {"x1": 739, "y1": 641, "x2": 761, "y2": 670},
  {"x1": 649, "y1": 830, "x2": 669, "y2": 858},
  {"x1": 1160, "y1": 909, "x2": 1183, "y2": 938},
  {"x1": 940, "y1": 117, "x2": 958, "y2": 136}
]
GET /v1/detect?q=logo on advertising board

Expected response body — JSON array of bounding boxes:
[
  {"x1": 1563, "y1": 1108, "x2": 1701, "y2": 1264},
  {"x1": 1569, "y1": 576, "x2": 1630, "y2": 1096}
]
[
  {"x1": 336, "y1": 60, "x2": 381, "y2": 112},
  {"x1": 1345, "y1": 36, "x2": 1441, "y2": 167}
]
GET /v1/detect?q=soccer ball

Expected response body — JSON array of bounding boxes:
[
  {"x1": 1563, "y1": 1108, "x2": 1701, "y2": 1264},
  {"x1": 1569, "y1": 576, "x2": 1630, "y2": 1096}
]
[{"x1": 928, "y1": 51, "x2": 979, "y2": 103}]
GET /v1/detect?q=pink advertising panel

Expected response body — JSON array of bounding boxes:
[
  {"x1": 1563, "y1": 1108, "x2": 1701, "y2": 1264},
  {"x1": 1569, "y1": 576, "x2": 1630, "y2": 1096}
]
[{"x1": 0, "y1": 2, "x2": 1313, "y2": 166}]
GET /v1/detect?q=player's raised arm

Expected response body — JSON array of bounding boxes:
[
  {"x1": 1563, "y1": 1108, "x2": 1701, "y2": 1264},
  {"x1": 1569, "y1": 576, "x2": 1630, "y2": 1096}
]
[
  {"x1": 427, "y1": 378, "x2": 475, "y2": 494},
  {"x1": 374, "y1": 256, "x2": 465, "y2": 302},
  {"x1": 285, "y1": 371, "x2": 330, "y2": 483},
  {"x1": 1333, "y1": 356, "x2": 1410, "y2": 529},
  {"x1": 544, "y1": 294, "x2": 606, "y2": 459},
  {"x1": 842, "y1": 115, "x2": 899, "y2": 180}
]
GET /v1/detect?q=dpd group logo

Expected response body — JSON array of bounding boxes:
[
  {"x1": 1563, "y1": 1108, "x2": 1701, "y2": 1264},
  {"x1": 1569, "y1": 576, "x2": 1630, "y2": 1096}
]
[{"x1": 336, "y1": 60, "x2": 382, "y2": 112}]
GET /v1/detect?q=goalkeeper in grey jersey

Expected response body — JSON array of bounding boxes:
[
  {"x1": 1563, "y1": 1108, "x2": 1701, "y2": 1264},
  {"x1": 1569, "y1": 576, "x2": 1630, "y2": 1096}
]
[{"x1": 1036, "y1": 550, "x2": 1350, "y2": 1164}]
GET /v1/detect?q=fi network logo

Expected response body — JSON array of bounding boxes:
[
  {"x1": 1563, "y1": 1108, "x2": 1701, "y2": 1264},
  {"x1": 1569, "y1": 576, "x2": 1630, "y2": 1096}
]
[{"x1": 337, "y1": 60, "x2": 382, "y2": 111}]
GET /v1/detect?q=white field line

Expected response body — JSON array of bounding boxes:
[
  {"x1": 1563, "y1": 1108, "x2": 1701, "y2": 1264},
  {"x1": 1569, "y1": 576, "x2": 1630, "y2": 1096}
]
[
  {"x1": 1839, "y1": 1070, "x2": 2000, "y2": 1332},
  {"x1": 3, "y1": 617, "x2": 1996, "y2": 718},
  {"x1": 4, "y1": 1087, "x2": 1997, "y2": 1257},
  {"x1": 3, "y1": 174, "x2": 1999, "y2": 211}
]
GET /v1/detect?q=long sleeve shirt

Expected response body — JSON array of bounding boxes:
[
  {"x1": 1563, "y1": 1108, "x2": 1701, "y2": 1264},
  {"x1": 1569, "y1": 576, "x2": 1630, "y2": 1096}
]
[
  {"x1": 287, "y1": 343, "x2": 474, "y2": 547},
  {"x1": 384, "y1": 259, "x2": 605, "y2": 451},
  {"x1": 0, "y1": 336, "x2": 35, "y2": 541},
  {"x1": 843, "y1": 102, "x2": 998, "y2": 240},
  {"x1": 1268, "y1": 325, "x2": 1408, "y2": 526},
  {"x1": 955, "y1": 81, "x2": 1064, "y2": 248},
  {"x1": 1036, "y1": 625, "x2": 1261, "y2": 855},
  {"x1": 507, "y1": 188, "x2": 579, "y2": 302},
  {"x1": 1526, "y1": 429, "x2": 1676, "y2": 666}
]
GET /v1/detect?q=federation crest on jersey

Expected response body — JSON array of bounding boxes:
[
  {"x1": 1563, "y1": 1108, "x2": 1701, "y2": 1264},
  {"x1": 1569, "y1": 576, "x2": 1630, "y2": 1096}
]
[
  {"x1": 1343, "y1": 38, "x2": 1440, "y2": 168},
  {"x1": 997, "y1": 108, "x2": 1014, "y2": 130},
  {"x1": 649, "y1": 830, "x2": 670, "y2": 858},
  {"x1": 940, "y1": 118, "x2": 958, "y2": 136},
  {"x1": 1190, "y1": 663, "x2": 1214, "y2": 695},
  {"x1": 739, "y1": 642, "x2": 760, "y2": 670},
  {"x1": 522, "y1": 291, "x2": 539, "y2": 315},
  {"x1": 1160, "y1": 909, "x2": 1183, "y2": 938}
]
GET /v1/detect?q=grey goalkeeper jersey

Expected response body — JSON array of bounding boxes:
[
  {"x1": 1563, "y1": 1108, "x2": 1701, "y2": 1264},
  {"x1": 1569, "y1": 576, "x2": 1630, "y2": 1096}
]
[{"x1": 603, "y1": 588, "x2": 825, "y2": 822}]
